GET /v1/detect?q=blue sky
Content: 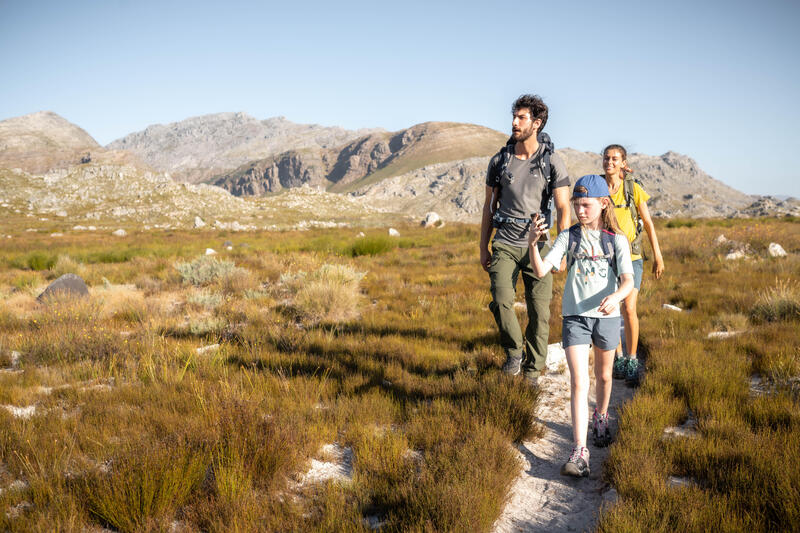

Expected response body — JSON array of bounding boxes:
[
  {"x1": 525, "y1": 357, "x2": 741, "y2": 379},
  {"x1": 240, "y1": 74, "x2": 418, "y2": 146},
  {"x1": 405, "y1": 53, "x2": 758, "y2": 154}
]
[{"x1": 1, "y1": 0, "x2": 799, "y2": 196}]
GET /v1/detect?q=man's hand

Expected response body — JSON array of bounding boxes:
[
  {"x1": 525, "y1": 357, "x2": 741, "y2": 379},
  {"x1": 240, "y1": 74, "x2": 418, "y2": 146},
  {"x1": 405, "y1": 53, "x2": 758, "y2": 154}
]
[{"x1": 480, "y1": 247, "x2": 491, "y2": 272}]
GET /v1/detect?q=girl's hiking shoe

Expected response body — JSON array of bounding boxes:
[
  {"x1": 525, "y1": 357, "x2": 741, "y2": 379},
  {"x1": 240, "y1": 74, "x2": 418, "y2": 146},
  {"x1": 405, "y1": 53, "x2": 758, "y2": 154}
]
[
  {"x1": 561, "y1": 446, "x2": 590, "y2": 478},
  {"x1": 592, "y1": 409, "x2": 612, "y2": 447},
  {"x1": 624, "y1": 358, "x2": 642, "y2": 387},
  {"x1": 612, "y1": 355, "x2": 627, "y2": 379}
]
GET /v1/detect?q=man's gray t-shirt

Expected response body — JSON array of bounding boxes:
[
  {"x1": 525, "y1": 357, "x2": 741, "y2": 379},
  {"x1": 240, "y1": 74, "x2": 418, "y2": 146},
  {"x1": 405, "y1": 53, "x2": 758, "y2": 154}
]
[
  {"x1": 485, "y1": 144, "x2": 570, "y2": 247},
  {"x1": 542, "y1": 228, "x2": 634, "y2": 318}
]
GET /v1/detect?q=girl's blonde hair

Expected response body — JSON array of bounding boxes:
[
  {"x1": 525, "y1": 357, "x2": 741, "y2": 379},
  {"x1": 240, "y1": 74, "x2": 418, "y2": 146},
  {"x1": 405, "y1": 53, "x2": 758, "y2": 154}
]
[{"x1": 573, "y1": 185, "x2": 622, "y2": 235}]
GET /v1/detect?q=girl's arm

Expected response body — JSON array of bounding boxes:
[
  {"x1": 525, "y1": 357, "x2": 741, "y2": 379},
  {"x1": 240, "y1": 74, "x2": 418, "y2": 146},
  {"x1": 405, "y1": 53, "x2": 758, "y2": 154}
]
[
  {"x1": 638, "y1": 201, "x2": 664, "y2": 279},
  {"x1": 598, "y1": 273, "x2": 634, "y2": 315},
  {"x1": 527, "y1": 214, "x2": 554, "y2": 278}
]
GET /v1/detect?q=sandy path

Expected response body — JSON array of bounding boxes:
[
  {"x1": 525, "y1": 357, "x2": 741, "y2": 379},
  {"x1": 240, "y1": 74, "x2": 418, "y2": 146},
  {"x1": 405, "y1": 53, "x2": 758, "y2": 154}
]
[{"x1": 492, "y1": 360, "x2": 632, "y2": 533}]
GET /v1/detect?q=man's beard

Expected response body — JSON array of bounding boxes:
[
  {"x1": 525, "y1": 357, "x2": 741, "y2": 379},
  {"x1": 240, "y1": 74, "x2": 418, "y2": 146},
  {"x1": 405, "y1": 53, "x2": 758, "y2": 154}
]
[{"x1": 512, "y1": 127, "x2": 534, "y2": 142}]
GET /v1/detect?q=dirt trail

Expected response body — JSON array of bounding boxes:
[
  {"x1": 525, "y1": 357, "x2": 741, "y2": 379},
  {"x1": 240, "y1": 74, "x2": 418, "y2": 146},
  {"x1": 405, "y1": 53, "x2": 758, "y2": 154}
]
[{"x1": 492, "y1": 360, "x2": 633, "y2": 533}]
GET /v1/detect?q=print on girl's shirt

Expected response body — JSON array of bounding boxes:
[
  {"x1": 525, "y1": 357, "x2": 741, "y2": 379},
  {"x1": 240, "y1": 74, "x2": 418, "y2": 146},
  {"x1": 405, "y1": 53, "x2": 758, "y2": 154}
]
[{"x1": 578, "y1": 261, "x2": 608, "y2": 285}]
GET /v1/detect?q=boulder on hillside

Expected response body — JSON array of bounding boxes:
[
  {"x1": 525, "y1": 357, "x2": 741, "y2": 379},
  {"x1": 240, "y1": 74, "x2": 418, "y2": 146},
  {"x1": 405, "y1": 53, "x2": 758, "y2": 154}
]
[
  {"x1": 37, "y1": 273, "x2": 89, "y2": 303},
  {"x1": 194, "y1": 216, "x2": 206, "y2": 228},
  {"x1": 421, "y1": 212, "x2": 442, "y2": 228},
  {"x1": 388, "y1": 228, "x2": 400, "y2": 237}
]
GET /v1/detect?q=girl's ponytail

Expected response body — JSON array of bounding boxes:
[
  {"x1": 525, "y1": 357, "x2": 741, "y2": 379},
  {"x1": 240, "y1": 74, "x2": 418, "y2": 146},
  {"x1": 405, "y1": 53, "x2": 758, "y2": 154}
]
[{"x1": 601, "y1": 200, "x2": 623, "y2": 235}]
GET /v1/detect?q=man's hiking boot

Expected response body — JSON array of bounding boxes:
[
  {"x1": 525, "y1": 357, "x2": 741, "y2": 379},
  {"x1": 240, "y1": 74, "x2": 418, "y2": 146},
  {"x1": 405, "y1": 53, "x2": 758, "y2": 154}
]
[
  {"x1": 501, "y1": 353, "x2": 522, "y2": 376},
  {"x1": 624, "y1": 358, "x2": 642, "y2": 387},
  {"x1": 523, "y1": 370, "x2": 539, "y2": 387},
  {"x1": 561, "y1": 446, "x2": 590, "y2": 478},
  {"x1": 612, "y1": 355, "x2": 627, "y2": 379},
  {"x1": 592, "y1": 409, "x2": 612, "y2": 447}
]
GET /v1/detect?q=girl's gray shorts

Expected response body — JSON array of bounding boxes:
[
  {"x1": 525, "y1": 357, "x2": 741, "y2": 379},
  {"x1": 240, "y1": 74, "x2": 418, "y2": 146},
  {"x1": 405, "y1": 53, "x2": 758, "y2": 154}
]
[{"x1": 562, "y1": 315, "x2": 621, "y2": 351}]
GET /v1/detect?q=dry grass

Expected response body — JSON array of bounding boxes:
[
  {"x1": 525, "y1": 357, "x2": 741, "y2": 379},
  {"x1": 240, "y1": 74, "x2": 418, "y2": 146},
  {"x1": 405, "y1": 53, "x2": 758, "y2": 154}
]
[
  {"x1": 0, "y1": 224, "x2": 541, "y2": 531},
  {"x1": 2, "y1": 218, "x2": 795, "y2": 531},
  {"x1": 599, "y1": 216, "x2": 800, "y2": 532}
]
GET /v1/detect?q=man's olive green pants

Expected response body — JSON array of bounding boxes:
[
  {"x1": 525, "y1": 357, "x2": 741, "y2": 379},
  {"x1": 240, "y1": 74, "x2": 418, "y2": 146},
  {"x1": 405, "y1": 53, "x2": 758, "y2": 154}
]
[{"x1": 488, "y1": 241, "x2": 552, "y2": 376}]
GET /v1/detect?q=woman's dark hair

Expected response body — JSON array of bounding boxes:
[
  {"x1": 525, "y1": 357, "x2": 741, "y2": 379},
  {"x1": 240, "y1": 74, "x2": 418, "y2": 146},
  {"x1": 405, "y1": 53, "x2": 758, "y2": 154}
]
[
  {"x1": 603, "y1": 144, "x2": 634, "y2": 175},
  {"x1": 512, "y1": 94, "x2": 548, "y2": 132}
]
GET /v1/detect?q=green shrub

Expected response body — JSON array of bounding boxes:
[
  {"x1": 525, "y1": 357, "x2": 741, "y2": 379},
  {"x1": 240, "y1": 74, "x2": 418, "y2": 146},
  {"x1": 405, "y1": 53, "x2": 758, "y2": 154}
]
[
  {"x1": 175, "y1": 256, "x2": 239, "y2": 286},
  {"x1": 751, "y1": 279, "x2": 800, "y2": 323},
  {"x1": 349, "y1": 236, "x2": 396, "y2": 257},
  {"x1": 83, "y1": 442, "x2": 209, "y2": 532},
  {"x1": 12, "y1": 251, "x2": 57, "y2": 271},
  {"x1": 666, "y1": 219, "x2": 696, "y2": 228}
]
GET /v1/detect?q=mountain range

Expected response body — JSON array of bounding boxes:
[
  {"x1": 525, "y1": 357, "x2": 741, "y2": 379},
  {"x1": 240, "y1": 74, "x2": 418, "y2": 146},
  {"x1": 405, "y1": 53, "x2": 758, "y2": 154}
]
[{"x1": 1, "y1": 110, "x2": 797, "y2": 228}]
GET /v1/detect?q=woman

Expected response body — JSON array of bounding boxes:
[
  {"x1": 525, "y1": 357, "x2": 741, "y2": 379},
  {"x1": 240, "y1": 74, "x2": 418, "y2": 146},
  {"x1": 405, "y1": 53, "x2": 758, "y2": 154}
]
[{"x1": 602, "y1": 145, "x2": 664, "y2": 385}]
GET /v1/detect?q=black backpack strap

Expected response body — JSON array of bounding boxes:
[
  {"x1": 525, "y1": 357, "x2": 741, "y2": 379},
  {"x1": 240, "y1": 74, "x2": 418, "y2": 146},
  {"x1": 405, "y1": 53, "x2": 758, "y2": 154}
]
[
  {"x1": 600, "y1": 229, "x2": 618, "y2": 278},
  {"x1": 538, "y1": 131, "x2": 555, "y2": 225},
  {"x1": 566, "y1": 224, "x2": 581, "y2": 272}
]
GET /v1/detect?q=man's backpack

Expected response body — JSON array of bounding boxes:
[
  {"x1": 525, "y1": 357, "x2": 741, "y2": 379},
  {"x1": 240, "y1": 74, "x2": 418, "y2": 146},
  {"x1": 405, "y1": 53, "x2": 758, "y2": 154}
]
[
  {"x1": 565, "y1": 224, "x2": 619, "y2": 279},
  {"x1": 614, "y1": 175, "x2": 644, "y2": 256},
  {"x1": 489, "y1": 131, "x2": 556, "y2": 226}
]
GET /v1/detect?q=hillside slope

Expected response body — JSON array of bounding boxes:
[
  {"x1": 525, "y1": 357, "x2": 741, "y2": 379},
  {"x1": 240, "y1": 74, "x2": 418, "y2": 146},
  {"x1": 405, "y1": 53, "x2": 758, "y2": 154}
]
[
  {"x1": 107, "y1": 112, "x2": 382, "y2": 183},
  {"x1": 211, "y1": 122, "x2": 507, "y2": 194},
  {"x1": 0, "y1": 111, "x2": 136, "y2": 172}
]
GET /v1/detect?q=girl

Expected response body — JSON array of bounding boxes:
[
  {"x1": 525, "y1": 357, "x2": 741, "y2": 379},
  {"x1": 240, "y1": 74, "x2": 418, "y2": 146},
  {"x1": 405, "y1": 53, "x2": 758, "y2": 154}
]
[
  {"x1": 528, "y1": 174, "x2": 634, "y2": 477},
  {"x1": 601, "y1": 145, "x2": 664, "y2": 385}
]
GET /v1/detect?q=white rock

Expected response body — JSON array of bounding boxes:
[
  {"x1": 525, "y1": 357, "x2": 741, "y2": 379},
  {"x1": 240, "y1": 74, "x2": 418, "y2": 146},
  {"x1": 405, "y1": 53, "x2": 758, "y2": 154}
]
[
  {"x1": 421, "y1": 212, "x2": 441, "y2": 227},
  {"x1": 56, "y1": 210, "x2": 67, "y2": 217},
  {"x1": 194, "y1": 216, "x2": 206, "y2": 228},
  {"x1": 196, "y1": 343, "x2": 219, "y2": 355},
  {"x1": 50, "y1": 233, "x2": 63, "y2": 237},
  {"x1": 205, "y1": 248, "x2": 217, "y2": 256},
  {"x1": 88, "y1": 226, "x2": 97, "y2": 231},
  {"x1": 707, "y1": 331, "x2": 742, "y2": 339},
  {"x1": 2, "y1": 405, "x2": 36, "y2": 419},
  {"x1": 725, "y1": 250, "x2": 746, "y2": 260},
  {"x1": 662, "y1": 303, "x2": 683, "y2": 312},
  {"x1": 713, "y1": 234, "x2": 728, "y2": 246},
  {"x1": 768, "y1": 243, "x2": 787, "y2": 257},
  {"x1": 545, "y1": 342, "x2": 567, "y2": 372},
  {"x1": 112, "y1": 229, "x2": 127, "y2": 237},
  {"x1": 388, "y1": 228, "x2": 400, "y2": 237}
]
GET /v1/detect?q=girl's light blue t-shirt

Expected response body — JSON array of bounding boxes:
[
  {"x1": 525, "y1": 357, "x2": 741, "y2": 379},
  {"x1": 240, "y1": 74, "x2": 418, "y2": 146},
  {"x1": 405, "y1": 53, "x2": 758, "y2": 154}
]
[{"x1": 543, "y1": 228, "x2": 634, "y2": 318}]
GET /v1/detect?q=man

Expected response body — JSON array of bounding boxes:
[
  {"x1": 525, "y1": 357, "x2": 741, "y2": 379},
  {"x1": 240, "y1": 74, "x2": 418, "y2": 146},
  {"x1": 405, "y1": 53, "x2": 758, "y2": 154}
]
[{"x1": 480, "y1": 94, "x2": 571, "y2": 384}]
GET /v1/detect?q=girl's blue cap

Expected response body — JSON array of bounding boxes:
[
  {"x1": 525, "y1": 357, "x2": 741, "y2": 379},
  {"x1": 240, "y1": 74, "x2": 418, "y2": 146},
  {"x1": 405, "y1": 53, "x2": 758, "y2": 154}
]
[{"x1": 573, "y1": 174, "x2": 610, "y2": 198}]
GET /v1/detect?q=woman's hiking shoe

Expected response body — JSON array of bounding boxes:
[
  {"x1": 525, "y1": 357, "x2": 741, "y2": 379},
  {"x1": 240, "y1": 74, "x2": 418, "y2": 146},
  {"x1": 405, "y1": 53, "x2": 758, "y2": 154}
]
[
  {"x1": 501, "y1": 353, "x2": 522, "y2": 376},
  {"x1": 612, "y1": 355, "x2": 628, "y2": 379},
  {"x1": 624, "y1": 358, "x2": 642, "y2": 387},
  {"x1": 592, "y1": 409, "x2": 612, "y2": 447},
  {"x1": 561, "y1": 446, "x2": 590, "y2": 478}
]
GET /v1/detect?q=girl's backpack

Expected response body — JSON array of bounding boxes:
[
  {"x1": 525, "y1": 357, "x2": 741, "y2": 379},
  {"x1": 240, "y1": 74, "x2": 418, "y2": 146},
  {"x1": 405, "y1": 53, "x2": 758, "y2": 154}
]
[{"x1": 566, "y1": 224, "x2": 619, "y2": 278}]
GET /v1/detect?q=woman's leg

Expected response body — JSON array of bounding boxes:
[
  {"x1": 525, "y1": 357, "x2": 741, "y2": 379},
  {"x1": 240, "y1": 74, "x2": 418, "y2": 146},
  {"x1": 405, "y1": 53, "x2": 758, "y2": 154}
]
[
  {"x1": 594, "y1": 345, "x2": 616, "y2": 415},
  {"x1": 621, "y1": 288, "x2": 640, "y2": 356},
  {"x1": 565, "y1": 344, "x2": 591, "y2": 447}
]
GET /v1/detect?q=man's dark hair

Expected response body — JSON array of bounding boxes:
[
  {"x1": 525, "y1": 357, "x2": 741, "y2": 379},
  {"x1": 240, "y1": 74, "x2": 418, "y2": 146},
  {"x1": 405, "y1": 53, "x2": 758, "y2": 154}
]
[{"x1": 512, "y1": 94, "x2": 548, "y2": 133}]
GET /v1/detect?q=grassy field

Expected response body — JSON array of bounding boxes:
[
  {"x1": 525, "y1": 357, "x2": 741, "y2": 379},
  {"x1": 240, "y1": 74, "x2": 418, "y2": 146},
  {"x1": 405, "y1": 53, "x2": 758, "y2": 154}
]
[{"x1": 0, "y1": 217, "x2": 797, "y2": 532}]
